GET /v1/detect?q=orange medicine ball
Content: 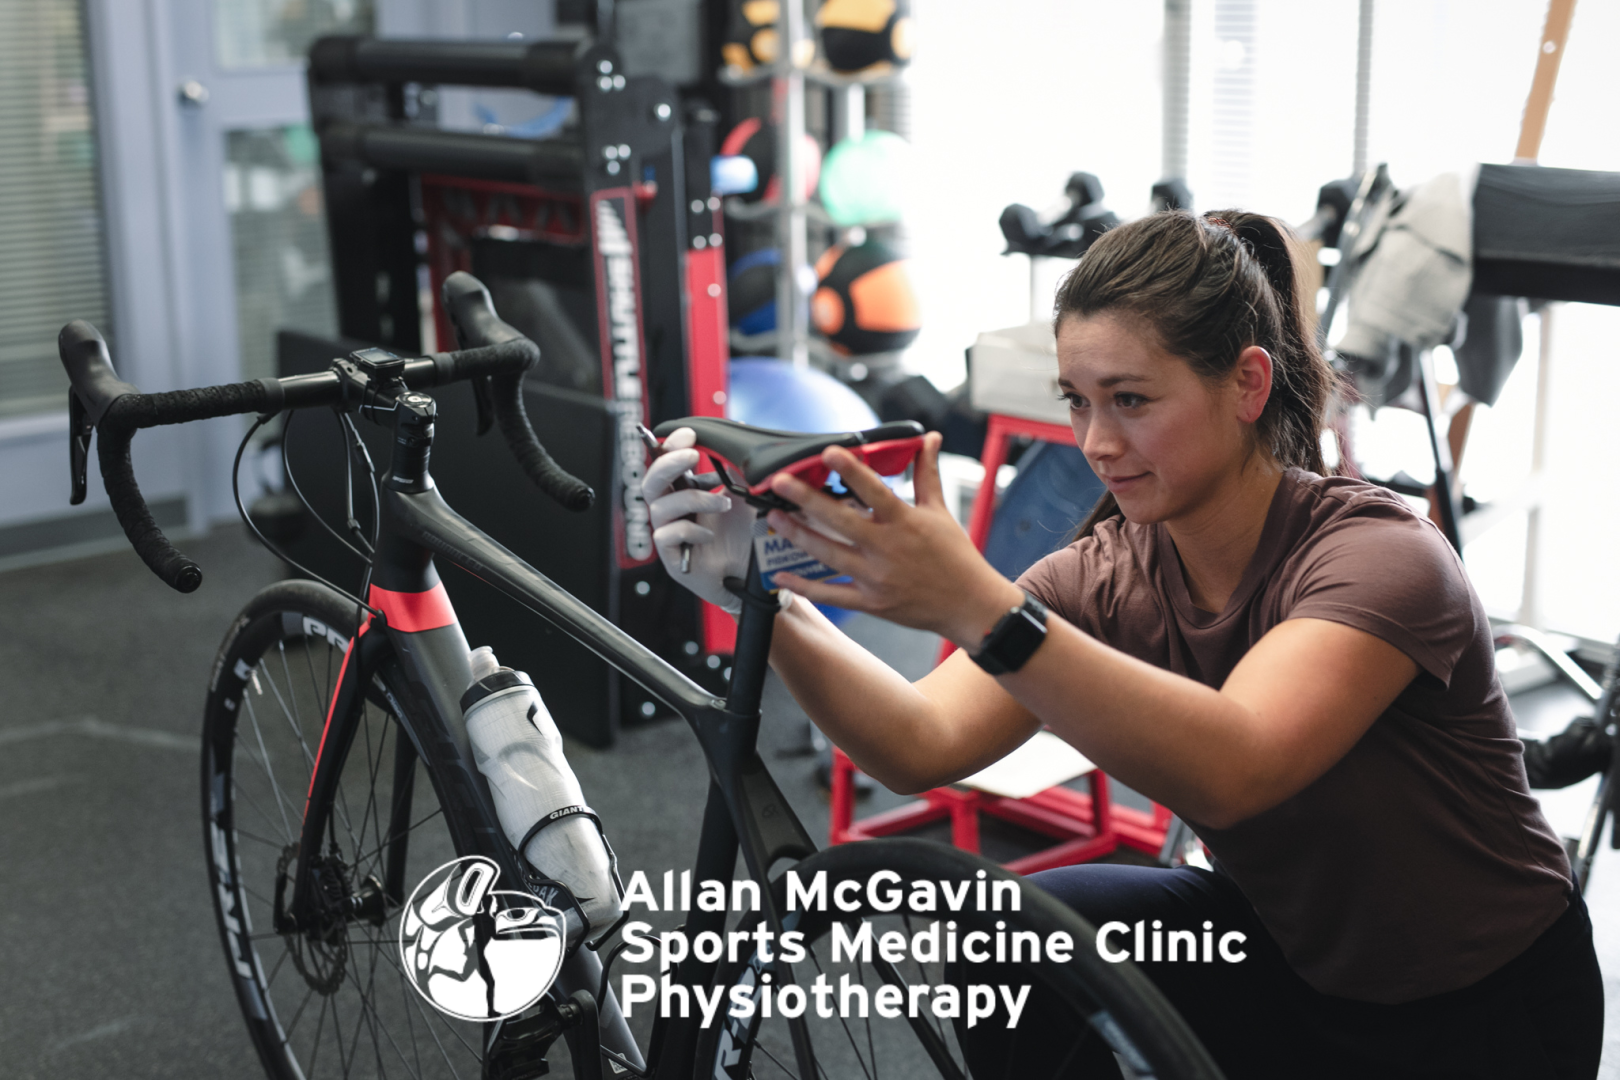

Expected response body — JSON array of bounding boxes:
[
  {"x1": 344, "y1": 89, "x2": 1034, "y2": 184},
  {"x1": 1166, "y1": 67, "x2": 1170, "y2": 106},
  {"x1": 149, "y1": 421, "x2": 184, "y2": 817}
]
[{"x1": 812, "y1": 239, "x2": 921, "y2": 355}]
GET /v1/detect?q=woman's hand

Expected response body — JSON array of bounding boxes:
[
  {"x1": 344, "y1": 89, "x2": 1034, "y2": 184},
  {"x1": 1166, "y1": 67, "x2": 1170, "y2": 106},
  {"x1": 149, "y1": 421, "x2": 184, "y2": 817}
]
[
  {"x1": 766, "y1": 432, "x2": 1024, "y2": 647},
  {"x1": 642, "y1": 427, "x2": 755, "y2": 615}
]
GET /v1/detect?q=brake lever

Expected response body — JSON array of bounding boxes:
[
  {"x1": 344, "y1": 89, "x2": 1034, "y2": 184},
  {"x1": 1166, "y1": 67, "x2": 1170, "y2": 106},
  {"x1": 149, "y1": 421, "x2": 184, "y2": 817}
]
[
  {"x1": 69, "y1": 392, "x2": 92, "y2": 505},
  {"x1": 470, "y1": 375, "x2": 495, "y2": 437}
]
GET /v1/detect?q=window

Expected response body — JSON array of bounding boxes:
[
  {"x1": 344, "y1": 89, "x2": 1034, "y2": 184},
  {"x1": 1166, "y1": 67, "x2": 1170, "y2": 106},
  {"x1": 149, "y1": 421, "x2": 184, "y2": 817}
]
[{"x1": 0, "y1": 0, "x2": 111, "y2": 420}]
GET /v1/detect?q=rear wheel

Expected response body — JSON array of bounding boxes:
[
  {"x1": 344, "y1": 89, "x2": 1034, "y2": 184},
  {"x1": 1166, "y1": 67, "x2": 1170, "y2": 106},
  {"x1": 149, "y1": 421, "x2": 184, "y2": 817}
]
[
  {"x1": 694, "y1": 839, "x2": 1224, "y2": 1080},
  {"x1": 201, "y1": 580, "x2": 486, "y2": 1078}
]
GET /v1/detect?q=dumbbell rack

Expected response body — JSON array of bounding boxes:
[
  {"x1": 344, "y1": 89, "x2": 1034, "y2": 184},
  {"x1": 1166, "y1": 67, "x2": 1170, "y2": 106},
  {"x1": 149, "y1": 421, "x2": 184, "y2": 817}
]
[{"x1": 716, "y1": 2, "x2": 909, "y2": 370}]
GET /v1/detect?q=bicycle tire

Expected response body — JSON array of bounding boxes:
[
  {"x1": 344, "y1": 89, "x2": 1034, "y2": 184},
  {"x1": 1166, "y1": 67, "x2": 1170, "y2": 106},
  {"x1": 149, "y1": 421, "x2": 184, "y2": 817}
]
[
  {"x1": 202, "y1": 580, "x2": 489, "y2": 1079},
  {"x1": 693, "y1": 839, "x2": 1224, "y2": 1080}
]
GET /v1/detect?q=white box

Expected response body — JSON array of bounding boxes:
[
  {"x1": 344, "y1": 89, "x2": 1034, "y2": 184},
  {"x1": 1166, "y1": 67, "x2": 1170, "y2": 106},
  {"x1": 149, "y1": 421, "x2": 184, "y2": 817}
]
[{"x1": 969, "y1": 320, "x2": 1070, "y2": 426}]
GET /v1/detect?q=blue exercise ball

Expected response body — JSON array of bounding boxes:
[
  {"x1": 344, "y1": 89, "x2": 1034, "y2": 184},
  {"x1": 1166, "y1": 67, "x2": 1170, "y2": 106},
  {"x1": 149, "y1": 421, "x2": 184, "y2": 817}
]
[
  {"x1": 726, "y1": 357, "x2": 878, "y2": 624},
  {"x1": 726, "y1": 356, "x2": 879, "y2": 432}
]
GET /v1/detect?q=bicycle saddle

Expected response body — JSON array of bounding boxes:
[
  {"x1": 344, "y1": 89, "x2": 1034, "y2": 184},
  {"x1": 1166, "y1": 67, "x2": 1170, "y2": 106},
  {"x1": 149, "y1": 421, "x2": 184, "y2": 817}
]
[{"x1": 652, "y1": 417, "x2": 925, "y2": 494}]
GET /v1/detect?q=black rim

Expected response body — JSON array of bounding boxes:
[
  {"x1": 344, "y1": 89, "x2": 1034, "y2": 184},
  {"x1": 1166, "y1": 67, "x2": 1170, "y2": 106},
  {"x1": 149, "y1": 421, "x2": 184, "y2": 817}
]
[{"x1": 203, "y1": 589, "x2": 486, "y2": 1079}]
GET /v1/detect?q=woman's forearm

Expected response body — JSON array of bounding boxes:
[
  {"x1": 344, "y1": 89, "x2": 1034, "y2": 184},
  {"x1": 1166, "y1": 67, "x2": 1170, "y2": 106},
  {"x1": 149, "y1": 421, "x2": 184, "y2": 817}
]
[
  {"x1": 1000, "y1": 615, "x2": 1416, "y2": 828},
  {"x1": 767, "y1": 598, "x2": 1032, "y2": 794}
]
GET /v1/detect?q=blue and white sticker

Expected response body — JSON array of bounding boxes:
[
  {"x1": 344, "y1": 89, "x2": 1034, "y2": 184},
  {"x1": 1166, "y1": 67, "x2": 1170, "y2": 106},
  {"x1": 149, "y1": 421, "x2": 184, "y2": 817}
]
[{"x1": 752, "y1": 517, "x2": 844, "y2": 592}]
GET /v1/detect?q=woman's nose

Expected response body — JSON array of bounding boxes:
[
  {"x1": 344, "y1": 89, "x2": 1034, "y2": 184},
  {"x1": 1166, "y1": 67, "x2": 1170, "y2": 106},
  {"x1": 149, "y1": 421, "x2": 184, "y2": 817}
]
[{"x1": 1080, "y1": 415, "x2": 1122, "y2": 460}]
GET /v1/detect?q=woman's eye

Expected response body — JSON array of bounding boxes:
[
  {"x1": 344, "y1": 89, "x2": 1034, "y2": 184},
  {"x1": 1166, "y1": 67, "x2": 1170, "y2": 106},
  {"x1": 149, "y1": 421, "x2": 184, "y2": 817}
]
[
  {"x1": 1059, "y1": 393, "x2": 1087, "y2": 409},
  {"x1": 1116, "y1": 393, "x2": 1147, "y2": 408}
]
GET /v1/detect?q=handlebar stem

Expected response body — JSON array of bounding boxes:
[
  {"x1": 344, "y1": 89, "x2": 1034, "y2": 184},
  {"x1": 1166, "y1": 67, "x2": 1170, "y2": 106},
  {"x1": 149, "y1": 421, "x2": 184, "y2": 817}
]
[{"x1": 387, "y1": 392, "x2": 438, "y2": 494}]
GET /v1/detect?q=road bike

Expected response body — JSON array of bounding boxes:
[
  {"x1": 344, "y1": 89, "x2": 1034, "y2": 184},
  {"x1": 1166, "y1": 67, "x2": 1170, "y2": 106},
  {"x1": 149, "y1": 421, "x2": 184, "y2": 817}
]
[{"x1": 59, "y1": 271, "x2": 1223, "y2": 1079}]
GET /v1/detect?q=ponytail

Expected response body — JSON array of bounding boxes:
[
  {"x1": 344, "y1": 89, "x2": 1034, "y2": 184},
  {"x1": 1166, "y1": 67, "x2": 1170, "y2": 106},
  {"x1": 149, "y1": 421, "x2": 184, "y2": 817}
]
[{"x1": 1056, "y1": 209, "x2": 1337, "y2": 540}]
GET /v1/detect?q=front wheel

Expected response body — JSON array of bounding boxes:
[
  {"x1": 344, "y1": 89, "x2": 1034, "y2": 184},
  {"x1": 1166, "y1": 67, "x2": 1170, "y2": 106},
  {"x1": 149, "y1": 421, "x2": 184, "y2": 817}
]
[
  {"x1": 201, "y1": 580, "x2": 487, "y2": 1079},
  {"x1": 694, "y1": 839, "x2": 1223, "y2": 1080}
]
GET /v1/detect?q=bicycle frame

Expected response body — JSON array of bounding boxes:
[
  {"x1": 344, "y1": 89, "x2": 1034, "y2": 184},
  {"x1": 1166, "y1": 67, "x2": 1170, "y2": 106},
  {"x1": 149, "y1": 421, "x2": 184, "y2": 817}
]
[{"x1": 286, "y1": 395, "x2": 819, "y2": 1079}]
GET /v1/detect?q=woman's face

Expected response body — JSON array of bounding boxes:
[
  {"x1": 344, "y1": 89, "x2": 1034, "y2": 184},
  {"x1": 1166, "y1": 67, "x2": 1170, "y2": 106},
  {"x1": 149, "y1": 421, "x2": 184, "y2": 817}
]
[{"x1": 1055, "y1": 312, "x2": 1267, "y2": 526}]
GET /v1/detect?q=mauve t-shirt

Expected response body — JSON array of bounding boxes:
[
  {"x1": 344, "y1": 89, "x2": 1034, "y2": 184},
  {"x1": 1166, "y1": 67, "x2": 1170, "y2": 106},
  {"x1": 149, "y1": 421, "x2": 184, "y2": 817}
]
[{"x1": 1017, "y1": 467, "x2": 1571, "y2": 1004}]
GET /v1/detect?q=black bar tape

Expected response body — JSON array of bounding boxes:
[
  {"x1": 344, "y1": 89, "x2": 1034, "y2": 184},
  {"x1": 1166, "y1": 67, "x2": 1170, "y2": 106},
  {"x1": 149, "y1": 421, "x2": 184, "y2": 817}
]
[
  {"x1": 109, "y1": 381, "x2": 273, "y2": 430},
  {"x1": 491, "y1": 370, "x2": 594, "y2": 511},
  {"x1": 92, "y1": 383, "x2": 270, "y2": 594},
  {"x1": 95, "y1": 422, "x2": 201, "y2": 593},
  {"x1": 447, "y1": 338, "x2": 539, "y2": 380}
]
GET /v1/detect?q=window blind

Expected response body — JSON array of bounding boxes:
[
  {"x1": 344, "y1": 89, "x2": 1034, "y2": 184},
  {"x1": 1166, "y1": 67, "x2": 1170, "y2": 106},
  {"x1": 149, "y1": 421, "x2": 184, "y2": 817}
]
[{"x1": 0, "y1": 0, "x2": 111, "y2": 419}]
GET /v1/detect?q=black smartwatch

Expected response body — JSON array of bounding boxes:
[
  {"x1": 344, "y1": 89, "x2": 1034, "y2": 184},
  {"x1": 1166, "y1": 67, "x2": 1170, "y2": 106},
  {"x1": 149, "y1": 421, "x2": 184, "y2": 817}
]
[{"x1": 970, "y1": 592, "x2": 1049, "y2": 675}]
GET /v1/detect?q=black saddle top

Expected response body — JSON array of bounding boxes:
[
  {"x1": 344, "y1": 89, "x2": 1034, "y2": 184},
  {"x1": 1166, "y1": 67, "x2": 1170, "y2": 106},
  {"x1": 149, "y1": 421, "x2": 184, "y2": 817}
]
[{"x1": 652, "y1": 417, "x2": 924, "y2": 487}]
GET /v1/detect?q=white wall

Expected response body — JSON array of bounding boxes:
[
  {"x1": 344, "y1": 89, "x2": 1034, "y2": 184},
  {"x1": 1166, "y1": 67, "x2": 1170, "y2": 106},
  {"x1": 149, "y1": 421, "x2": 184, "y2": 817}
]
[{"x1": 901, "y1": 0, "x2": 1620, "y2": 641}]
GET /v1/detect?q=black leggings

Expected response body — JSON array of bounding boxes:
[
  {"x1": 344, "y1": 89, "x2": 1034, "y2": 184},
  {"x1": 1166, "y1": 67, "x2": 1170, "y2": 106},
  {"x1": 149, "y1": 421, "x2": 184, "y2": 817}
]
[{"x1": 960, "y1": 864, "x2": 1603, "y2": 1079}]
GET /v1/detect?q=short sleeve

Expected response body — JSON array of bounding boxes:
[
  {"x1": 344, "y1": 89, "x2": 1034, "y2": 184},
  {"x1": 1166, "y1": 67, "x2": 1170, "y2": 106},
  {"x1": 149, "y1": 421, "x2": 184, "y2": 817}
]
[
  {"x1": 1016, "y1": 546, "x2": 1074, "y2": 616},
  {"x1": 1285, "y1": 495, "x2": 1475, "y2": 686}
]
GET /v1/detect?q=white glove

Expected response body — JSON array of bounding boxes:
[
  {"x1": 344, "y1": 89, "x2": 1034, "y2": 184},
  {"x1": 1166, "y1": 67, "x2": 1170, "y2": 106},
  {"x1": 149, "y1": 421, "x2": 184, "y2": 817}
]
[{"x1": 642, "y1": 427, "x2": 755, "y2": 615}]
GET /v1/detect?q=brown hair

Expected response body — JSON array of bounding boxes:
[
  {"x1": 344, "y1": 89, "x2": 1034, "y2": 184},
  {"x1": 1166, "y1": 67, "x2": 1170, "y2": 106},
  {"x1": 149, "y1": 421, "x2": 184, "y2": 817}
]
[{"x1": 1055, "y1": 209, "x2": 1335, "y2": 540}]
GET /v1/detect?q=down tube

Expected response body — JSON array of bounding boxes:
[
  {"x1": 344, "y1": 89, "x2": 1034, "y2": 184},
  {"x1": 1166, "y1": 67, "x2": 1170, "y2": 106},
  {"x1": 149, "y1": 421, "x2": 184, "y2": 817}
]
[{"x1": 385, "y1": 485, "x2": 720, "y2": 717}]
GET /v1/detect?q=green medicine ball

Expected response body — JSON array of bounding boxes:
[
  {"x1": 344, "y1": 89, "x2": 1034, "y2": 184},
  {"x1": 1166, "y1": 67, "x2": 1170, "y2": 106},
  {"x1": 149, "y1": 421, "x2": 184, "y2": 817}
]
[{"x1": 818, "y1": 130, "x2": 911, "y2": 227}]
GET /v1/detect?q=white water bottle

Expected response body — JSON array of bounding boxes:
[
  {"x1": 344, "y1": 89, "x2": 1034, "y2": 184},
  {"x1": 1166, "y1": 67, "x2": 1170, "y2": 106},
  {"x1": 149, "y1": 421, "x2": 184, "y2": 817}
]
[{"x1": 462, "y1": 646, "x2": 623, "y2": 936}]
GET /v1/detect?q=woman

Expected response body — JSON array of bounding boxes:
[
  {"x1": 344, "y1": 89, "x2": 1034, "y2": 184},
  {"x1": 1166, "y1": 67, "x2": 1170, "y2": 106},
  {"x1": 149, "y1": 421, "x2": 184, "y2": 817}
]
[{"x1": 643, "y1": 210, "x2": 1601, "y2": 1078}]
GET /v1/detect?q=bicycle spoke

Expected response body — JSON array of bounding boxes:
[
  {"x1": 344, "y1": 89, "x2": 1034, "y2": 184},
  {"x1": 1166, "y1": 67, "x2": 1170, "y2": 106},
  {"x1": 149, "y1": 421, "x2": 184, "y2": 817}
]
[
  {"x1": 267, "y1": 947, "x2": 289, "y2": 989},
  {"x1": 353, "y1": 715, "x2": 389, "y2": 883},
  {"x1": 903, "y1": 910, "x2": 957, "y2": 1060},
  {"x1": 241, "y1": 693, "x2": 295, "y2": 840},
  {"x1": 806, "y1": 942, "x2": 874, "y2": 1080},
  {"x1": 308, "y1": 994, "x2": 330, "y2": 1076},
  {"x1": 232, "y1": 822, "x2": 290, "y2": 850},
  {"x1": 858, "y1": 955, "x2": 878, "y2": 1076},
  {"x1": 329, "y1": 982, "x2": 355, "y2": 1078},
  {"x1": 752, "y1": 1034, "x2": 801, "y2": 1080},
  {"x1": 348, "y1": 807, "x2": 444, "y2": 871},
  {"x1": 228, "y1": 780, "x2": 292, "y2": 846},
  {"x1": 279, "y1": 639, "x2": 322, "y2": 772},
  {"x1": 284, "y1": 984, "x2": 316, "y2": 1041},
  {"x1": 398, "y1": 962, "x2": 425, "y2": 1080},
  {"x1": 241, "y1": 882, "x2": 278, "y2": 909},
  {"x1": 368, "y1": 944, "x2": 481, "y2": 1066},
  {"x1": 357, "y1": 927, "x2": 393, "y2": 1080}
]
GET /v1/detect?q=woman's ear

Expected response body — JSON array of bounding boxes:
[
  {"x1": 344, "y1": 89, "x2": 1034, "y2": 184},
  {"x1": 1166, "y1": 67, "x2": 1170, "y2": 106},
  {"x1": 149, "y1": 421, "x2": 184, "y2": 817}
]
[{"x1": 1233, "y1": 345, "x2": 1273, "y2": 424}]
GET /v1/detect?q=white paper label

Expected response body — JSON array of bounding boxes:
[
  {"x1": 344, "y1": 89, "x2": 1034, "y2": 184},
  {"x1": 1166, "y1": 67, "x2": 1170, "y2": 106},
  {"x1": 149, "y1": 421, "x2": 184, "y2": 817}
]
[{"x1": 752, "y1": 517, "x2": 843, "y2": 591}]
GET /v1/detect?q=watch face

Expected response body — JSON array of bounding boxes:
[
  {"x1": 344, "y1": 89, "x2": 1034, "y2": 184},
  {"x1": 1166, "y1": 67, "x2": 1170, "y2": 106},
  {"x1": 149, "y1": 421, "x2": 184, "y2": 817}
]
[
  {"x1": 999, "y1": 608, "x2": 1047, "y2": 664},
  {"x1": 978, "y1": 600, "x2": 1047, "y2": 675}
]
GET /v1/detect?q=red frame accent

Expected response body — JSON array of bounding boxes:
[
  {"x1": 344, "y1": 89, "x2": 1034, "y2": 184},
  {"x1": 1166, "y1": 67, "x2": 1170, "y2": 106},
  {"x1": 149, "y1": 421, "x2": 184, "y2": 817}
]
[
  {"x1": 684, "y1": 223, "x2": 736, "y2": 654},
  {"x1": 828, "y1": 412, "x2": 1178, "y2": 869},
  {"x1": 746, "y1": 436, "x2": 925, "y2": 495},
  {"x1": 368, "y1": 583, "x2": 457, "y2": 633},
  {"x1": 830, "y1": 748, "x2": 1130, "y2": 873},
  {"x1": 684, "y1": 242, "x2": 730, "y2": 423}
]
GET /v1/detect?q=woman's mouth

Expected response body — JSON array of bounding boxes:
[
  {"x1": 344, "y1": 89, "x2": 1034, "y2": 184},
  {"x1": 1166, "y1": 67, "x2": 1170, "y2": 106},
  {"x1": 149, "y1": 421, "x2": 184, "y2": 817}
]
[{"x1": 1101, "y1": 472, "x2": 1147, "y2": 493}]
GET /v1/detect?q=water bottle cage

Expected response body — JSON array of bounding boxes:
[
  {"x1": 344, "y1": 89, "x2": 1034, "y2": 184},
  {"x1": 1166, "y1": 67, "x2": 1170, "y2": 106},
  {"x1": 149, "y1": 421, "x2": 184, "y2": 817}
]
[{"x1": 517, "y1": 804, "x2": 626, "y2": 936}]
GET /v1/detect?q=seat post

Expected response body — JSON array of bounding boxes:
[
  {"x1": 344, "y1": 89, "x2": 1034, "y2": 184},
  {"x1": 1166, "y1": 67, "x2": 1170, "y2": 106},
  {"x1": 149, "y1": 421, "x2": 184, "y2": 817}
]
[{"x1": 724, "y1": 536, "x2": 778, "y2": 719}]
